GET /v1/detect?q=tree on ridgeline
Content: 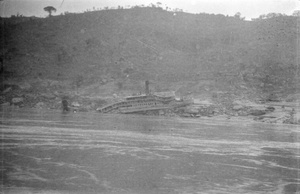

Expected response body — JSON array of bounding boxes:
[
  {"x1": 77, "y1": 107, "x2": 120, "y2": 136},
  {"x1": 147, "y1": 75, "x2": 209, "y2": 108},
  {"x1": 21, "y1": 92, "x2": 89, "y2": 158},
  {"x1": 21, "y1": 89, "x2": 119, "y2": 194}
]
[
  {"x1": 44, "y1": 6, "x2": 56, "y2": 17},
  {"x1": 234, "y1": 12, "x2": 245, "y2": 20},
  {"x1": 292, "y1": 10, "x2": 300, "y2": 17}
]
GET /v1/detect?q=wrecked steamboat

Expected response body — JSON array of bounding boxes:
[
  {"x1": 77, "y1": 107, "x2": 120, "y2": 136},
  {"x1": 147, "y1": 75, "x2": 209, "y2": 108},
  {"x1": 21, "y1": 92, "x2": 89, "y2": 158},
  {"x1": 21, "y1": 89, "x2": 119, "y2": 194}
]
[{"x1": 97, "y1": 81, "x2": 192, "y2": 114}]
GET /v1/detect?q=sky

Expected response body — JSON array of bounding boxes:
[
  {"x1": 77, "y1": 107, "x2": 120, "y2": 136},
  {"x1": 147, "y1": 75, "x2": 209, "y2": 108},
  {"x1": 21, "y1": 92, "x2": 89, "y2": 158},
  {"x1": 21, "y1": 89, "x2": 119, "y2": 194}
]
[{"x1": 0, "y1": 0, "x2": 299, "y2": 19}]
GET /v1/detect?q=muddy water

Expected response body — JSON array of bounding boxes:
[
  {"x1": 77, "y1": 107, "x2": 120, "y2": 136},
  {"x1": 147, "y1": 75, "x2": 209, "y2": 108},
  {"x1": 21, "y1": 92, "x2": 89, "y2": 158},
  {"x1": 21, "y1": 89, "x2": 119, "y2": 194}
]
[{"x1": 1, "y1": 108, "x2": 299, "y2": 194}]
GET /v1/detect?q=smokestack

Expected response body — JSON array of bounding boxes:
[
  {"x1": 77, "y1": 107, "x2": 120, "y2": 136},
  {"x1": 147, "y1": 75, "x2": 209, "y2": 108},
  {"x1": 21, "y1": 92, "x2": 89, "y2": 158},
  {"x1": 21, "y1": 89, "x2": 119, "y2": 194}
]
[{"x1": 145, "y1": 80, "x2": 150, "y2": 95}]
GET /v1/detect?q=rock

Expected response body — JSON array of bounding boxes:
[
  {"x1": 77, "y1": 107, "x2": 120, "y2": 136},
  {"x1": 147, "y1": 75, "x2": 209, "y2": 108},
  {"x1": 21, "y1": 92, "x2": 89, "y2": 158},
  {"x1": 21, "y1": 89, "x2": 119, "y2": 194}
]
[
  {"x1": 48, "y1": 80, "x2": 60, "y2": 87},
  {"x1": 184, "y1": 106, "x2": 199, "y2": 114},
  {"x1": 53, "y1": 91, "x2": 60, "y2": 96},
  {"x1": 213, "y1": 108, "x2": 220, "y2": 113},
  {"x1": 77, "y1": 107, "x2": 88, "y2": 112},
  {"x1": 38, "y1": 79, "x2": 50, "y2": 87},
  {"x1": 35, "y1": 102, "x2": 45, "y2": 109},
  {"x1": 25, "y1": 93, "x2": 38, "y2": 99},
  {"x1": 10, "y1": 104, "x2": 20, "y2": 109},
  {"x1": 250, "y1": 110, "x2": 266, "y2": 116},
  {"x1": 292, "y1": 112, "x2": 300, "y2": 124},
  {"x1": 84, "y1": 104, "x2": 93, "y2": 110},
  {"x1": 18, "y1": 82, "x2": 31, "y2": 90},
  {"x1": 0, "y1": 102, "x2": 10, "y2": 107},
  {"x1": 276, "y1": 119, "x2": 285, "y2": 124},
  {"x1": 80, "y1": 28, "x2": 86, "y2": 34},
  {"x1": 159, "y1": 110, "x2": 165, "y2": 115},
  {"x1": 2, "y1": 87, "x2": 12, "y2": 94},
  {"x1": 71, "y1": 102, "x2": 80, "y2": 107},
  {"x1": 0, "y1": 96, "x2": 5, "y2": 103},
  {"x1": 284, "y1": 107, "x2": 294, "y2": 111},
  {"x1": 40, "y1": 93, "x2": 56, "y2": 99},
  {"x1": 285, "y1": 93, "x2": 300, "y2": 102},
  {"x1": 12, "y1": 97, "x2": 23, "y2": 104},
  {"x1": 181, "y1": 113, "x2": 191, "y2": 117},
  {"x1": 250, "y1": 106, "x2": 267, "y2": 111},
  {"x1": 266, "y1": 106, "x2": 275, "y2": 112},
  {"x1": 238, "y1": 111, "x2": 248, "y2": 116},
  {"x1": 232, "y1": 105, "x2": 243, "y2": 111}
]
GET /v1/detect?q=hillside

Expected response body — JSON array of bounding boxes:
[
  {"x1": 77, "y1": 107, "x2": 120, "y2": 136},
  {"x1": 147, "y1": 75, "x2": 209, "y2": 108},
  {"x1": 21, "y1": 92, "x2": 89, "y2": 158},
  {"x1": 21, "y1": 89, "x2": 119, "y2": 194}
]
[{"x1": 1, "y1": 7, "x2": 299, "y2": 110}]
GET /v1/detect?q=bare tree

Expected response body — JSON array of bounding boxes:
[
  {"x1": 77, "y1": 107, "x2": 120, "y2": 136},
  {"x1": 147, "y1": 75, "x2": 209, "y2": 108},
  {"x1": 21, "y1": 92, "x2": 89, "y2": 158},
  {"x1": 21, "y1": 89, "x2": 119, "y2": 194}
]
[{"x1": 44, "y1": 6, "x2": 56, "y2": 17}]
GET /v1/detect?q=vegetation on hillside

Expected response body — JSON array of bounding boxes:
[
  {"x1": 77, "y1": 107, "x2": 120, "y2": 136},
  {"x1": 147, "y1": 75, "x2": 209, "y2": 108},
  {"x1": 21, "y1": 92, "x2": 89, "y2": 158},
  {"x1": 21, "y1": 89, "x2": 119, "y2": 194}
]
[{"x1": 0, "y1": 6, "x2": 299, "y2": 102}]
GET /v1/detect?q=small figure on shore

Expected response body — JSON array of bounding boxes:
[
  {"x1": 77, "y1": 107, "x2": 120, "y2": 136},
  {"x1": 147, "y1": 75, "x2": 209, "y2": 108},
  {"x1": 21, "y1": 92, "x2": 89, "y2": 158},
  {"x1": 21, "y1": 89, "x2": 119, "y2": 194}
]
[{"x1": 62, "y1": 97, "x2": 69, "y2": 112}]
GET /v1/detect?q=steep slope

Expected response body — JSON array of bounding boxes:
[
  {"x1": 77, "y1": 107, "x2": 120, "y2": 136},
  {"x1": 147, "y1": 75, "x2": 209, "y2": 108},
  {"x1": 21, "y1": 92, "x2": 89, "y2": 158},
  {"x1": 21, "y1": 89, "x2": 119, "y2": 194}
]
[{"x1": 1, "y1": 7, "x2": 299, "y2": 102}]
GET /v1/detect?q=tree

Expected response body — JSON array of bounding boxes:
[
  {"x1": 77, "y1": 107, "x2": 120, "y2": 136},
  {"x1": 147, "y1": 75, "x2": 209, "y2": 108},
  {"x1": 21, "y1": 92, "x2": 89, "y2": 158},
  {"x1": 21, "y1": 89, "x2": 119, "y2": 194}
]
[
  {"x1": 258, "y1": 14, "x2": 266, "y2": 20},
  {"x1": 234, "y1": 12, "x2": 245, "y2": 20},
  {"x1": 44, "y1": 6, "x2": 56, "y2": 17},
  {"x1": 292, "y1": 10, "x2": 300, "y2": 17},
  {"x1": 234, "y1": 12, "x2": 241, "y2": 19},
  {"x1": 265, "y1": 12, "x2": 284, "y2": 19}
]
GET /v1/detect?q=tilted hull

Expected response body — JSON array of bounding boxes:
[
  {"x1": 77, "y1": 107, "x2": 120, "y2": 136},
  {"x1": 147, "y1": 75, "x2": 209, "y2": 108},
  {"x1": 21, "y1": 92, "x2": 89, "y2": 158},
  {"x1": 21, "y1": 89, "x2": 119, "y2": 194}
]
[{"x1": 97, "y1": 94, "x2": 191, "y2": 114}]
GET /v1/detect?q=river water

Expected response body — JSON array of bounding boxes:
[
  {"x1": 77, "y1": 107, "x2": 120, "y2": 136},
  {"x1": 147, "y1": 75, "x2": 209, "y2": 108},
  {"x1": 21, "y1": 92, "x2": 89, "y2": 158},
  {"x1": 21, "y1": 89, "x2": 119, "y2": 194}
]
[{"x1": 1, "y1": 107, "x2": 299, "y2": 194}]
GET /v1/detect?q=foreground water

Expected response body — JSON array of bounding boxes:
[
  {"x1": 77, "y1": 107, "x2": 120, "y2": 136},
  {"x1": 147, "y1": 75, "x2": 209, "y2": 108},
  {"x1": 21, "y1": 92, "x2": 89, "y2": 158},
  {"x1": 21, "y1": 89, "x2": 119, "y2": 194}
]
[{"x1": 0, "y1": 108, "x2": 299, "y2": 194}]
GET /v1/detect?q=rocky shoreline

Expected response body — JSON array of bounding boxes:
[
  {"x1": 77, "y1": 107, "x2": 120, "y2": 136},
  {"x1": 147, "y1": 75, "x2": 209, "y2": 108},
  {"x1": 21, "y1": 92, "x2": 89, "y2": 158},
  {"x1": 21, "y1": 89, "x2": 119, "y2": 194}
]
[
  {"x1": 1, "y1": 80, "x2": 299, "y2": 125},
  {"x1": 0, "y1": 79, "x2": 107, "y2": 111},
  {"x1": 182, "y1": 102, "x2": 299, "y2": 125}
]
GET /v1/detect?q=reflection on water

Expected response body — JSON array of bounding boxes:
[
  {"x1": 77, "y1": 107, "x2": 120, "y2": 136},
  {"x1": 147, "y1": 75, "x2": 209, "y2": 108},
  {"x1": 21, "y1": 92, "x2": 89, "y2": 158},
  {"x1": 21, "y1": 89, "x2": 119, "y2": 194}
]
[{"x1": 0, "y1": 107, "x2": 299, "y2": 193}]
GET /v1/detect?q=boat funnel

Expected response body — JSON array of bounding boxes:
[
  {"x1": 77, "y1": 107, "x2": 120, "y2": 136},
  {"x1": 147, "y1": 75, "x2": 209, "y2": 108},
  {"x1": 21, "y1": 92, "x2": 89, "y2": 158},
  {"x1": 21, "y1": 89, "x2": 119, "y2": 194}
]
[{"x1": 145, "y1": 80, "x2": 150, "y2": 95}]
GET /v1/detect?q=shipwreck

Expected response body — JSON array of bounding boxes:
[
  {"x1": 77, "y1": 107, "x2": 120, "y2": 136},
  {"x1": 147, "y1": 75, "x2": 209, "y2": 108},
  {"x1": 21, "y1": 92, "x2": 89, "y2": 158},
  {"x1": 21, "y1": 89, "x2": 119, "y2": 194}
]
[{"x1": 97, "y1": 81, "x2": 192, "y2": 114}]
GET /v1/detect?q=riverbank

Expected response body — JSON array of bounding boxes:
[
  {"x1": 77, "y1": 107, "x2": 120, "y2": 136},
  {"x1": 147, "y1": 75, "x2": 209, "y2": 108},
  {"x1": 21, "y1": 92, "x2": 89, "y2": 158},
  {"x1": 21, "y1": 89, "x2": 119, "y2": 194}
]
[
  {"x1": 1, "y1": 94, "x2": 299, "y2": 126},
  {"x1": 176, "y1": 101, "x2": 299, "y2": 125},
  {"x1": 1, "y1": 79, "x2": 299, "y2": 125}
]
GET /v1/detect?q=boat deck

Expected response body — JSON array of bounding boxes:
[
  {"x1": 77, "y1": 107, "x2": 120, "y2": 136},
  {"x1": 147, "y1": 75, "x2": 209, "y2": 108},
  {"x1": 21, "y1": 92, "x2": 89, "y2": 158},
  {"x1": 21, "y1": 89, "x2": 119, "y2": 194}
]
[{"x1": 119, "y1": 106, "x2": 170, "y2": 113}]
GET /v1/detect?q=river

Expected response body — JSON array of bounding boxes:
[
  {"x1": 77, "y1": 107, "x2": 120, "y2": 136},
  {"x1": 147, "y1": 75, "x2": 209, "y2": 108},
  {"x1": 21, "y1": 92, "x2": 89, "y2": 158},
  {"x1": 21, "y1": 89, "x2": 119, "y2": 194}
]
[{"x1": 1, "y1": 107, "x2": 299, "y2": 193}]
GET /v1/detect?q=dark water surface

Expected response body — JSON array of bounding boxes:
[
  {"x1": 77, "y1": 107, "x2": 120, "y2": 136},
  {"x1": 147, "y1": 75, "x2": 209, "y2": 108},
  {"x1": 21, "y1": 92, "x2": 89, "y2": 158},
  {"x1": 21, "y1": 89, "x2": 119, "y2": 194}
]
[{"x1": 1, "y1": 108, "x2": 299, "y2": 193}]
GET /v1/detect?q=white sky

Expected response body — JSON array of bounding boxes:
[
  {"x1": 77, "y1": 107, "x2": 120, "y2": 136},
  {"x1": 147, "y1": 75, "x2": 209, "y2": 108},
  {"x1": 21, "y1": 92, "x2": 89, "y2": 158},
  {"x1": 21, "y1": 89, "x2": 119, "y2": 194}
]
[{"x1": 0, "y1": 0, "x2": 299, "y2": 19}]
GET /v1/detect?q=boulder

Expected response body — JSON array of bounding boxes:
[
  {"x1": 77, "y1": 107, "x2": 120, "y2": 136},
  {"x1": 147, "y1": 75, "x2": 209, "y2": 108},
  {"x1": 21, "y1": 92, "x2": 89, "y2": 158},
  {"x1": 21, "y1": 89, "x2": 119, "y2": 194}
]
[
  {"x1": 238, "y1": 111, "x2": 248, "y2": 116},
  {"x1": 0, "y1": 102, "x2": 10, "y2": 107},
  {"x1": 232, "y1": 105, "x2": 243, "y2": 111},
  {"x1": 0, "y1": 96, "x2": 5, "y2": 103},
  {"x1": 184, "y1": 106, "x2": 199, "y2": 114},
  {"x1": 71, "y1": 101, "x2": 80, "y2": 107},
  {"x1": 38, "y1": 79, "x2": 50, "y2": 87},
  {"x1": 250, "y1": 110, "x2": 266, "y2": 116},
  {"x1": 159, "y1": 110, "x2": 165, "y2": 115},
  {"x1": 25, "y1": 93, "x2": 38, "y2": 99},
  {"x1": 18, "y1": 82, "x2": 31, "y2": 90},
  {"x1": 12, "y1": 97, "x2": 23, "y2": 104},
  {"x1": 2, "y1": 87, "x2": 12, "y2": 94},
  {"x1": 34, "y1": 102, "x2": 45, "y2": 109},
  {"x1": 292, "y1": 112, "x2": 300, "y2": 124},
  {"x1": 40, "y1": 92, "x2": 56, "y2": 99},
  {"x1": 266, "y1": 106, "x2": 275, "y2": 112}
]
